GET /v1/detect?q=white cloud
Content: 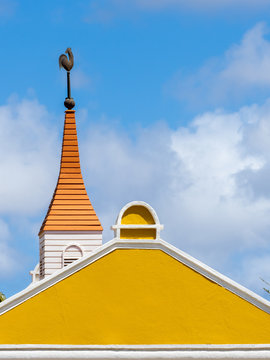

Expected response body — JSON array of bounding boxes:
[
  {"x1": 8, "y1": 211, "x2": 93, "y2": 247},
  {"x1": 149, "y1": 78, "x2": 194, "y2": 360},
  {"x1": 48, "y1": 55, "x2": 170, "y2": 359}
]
[
  {"x1": 0, "y1": 218, "x2": 18, "y2": 276},
  {"x1": 168, "y1": 23, "x2": 270, "y2": 109},
  {"x1": 80, "y1": 119, "x2": 177, "y2": 239},
  {"x1": 80, "y1": 100, "x2": 270, "y2": 296},
  {"x1": 168, "y1": 106, "x2": 269, "y2": 257},
  {"x1": 0, "y1": 97, "x2": 60, "y2": 279},
  {"x1": 0, "y1": 97, "x2": 59, "y2": 215},
  {"x1": 221, "y1": 23, "x2": 270, "y2": 87},
  {"x1": 238, "y1": 255, "x2": 270, "y2": 297}
]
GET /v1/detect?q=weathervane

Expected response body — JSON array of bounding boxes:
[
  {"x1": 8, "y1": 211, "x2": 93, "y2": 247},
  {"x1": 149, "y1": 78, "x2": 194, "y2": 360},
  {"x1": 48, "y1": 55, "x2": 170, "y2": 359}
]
[{"x1": 59, "y1": 48, "x2": 75, "y2": 109}]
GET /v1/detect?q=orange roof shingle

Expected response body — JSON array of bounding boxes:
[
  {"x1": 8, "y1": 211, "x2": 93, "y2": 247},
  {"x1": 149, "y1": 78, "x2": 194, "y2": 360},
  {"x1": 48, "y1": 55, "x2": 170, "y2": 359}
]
[{"x1": 39, "y1": 110, "x2": 102, "y2": 235}]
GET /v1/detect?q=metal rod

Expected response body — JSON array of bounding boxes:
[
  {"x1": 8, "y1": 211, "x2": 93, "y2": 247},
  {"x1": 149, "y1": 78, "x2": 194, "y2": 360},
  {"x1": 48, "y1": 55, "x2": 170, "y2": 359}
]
[{"x1": 67, "y1": 71, "x2": 71, "y2": 99}]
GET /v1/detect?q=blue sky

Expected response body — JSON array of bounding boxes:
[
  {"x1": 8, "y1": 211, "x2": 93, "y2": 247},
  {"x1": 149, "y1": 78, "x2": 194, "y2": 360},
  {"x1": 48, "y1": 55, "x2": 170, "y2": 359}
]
[{"x1": 2, "y1": 0, "x2": 270, "y2": 298}]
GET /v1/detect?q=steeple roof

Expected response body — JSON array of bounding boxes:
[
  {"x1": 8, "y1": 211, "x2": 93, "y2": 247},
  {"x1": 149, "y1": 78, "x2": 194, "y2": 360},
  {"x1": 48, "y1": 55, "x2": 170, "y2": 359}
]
[{"x1": 39, "y1": 110, "x2": 102, "y2": 235}]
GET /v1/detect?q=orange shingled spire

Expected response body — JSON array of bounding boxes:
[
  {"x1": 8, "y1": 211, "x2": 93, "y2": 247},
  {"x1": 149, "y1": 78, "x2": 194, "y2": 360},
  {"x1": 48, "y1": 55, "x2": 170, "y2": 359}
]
[{"x1": 39, "y1": 110, "x2": 102, "y2": 235}]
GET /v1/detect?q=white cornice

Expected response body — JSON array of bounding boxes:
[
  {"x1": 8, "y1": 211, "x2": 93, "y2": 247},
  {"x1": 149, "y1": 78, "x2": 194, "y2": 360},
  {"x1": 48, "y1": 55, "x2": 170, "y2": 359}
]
[
  {"x1": 1, "y1": 238, "x2": 270, "y2": 315},
  {"x1": 0, "y1": 345, "x2": 270, "y2": 360}
]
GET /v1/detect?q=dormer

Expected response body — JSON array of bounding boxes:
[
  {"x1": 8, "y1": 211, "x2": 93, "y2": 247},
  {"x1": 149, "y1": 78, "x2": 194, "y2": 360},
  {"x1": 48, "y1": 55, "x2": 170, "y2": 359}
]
[{"x1": 112, "y1": 201, "x2": 164, "y2": 240}]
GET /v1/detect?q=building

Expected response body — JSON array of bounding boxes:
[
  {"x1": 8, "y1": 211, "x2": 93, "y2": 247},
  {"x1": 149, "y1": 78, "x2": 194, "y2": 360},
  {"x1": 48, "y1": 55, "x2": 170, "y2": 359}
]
[{"x1": 0, "y1": 79, "x2": 270, "y2": 360}]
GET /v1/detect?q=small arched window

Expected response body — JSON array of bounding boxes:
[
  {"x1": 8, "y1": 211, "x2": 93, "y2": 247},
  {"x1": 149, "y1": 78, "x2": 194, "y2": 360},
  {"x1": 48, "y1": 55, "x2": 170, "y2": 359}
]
[{"x1": 63, "y1": 244, "x2": 83, "y2": 267}]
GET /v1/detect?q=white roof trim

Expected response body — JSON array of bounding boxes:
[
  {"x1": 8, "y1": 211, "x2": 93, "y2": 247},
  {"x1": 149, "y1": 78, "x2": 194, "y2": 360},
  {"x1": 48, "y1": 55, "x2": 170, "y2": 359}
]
[
  {"x1": 111, "y1": 224, "x2": 164, "y2": 229},
  {"x1": 0, "y1": 345, "x2": 270, "y2": 360},
  {"x1": 1, "y1": 238, "x2": 270, "y2": 316}
]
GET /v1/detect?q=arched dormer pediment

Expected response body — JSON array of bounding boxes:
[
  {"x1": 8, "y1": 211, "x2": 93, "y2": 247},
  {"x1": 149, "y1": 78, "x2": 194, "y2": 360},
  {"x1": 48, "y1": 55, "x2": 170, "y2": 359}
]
[{"x1": 111, "y1": 201, "x2": 164, "y2": 240}]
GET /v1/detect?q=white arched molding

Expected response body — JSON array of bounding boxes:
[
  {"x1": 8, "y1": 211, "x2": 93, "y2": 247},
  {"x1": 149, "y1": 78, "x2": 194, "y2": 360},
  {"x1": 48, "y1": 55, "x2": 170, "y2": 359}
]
[
  {"x1": 62, "y1": 243, "x2": 84, "y2": 267},
  {"x1": 111, "y1": 201, "x2": 164, "y2": 240}
]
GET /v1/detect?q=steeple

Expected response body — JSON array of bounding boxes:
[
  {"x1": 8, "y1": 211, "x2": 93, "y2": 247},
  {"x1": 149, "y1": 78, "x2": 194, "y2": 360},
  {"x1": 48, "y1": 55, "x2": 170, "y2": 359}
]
[
  {"x1": 38, "y1": 49, "x2": 102, "y2": 280},
  {"x1": 39, "y1": 110, "x2": 103, "y2": 279}
]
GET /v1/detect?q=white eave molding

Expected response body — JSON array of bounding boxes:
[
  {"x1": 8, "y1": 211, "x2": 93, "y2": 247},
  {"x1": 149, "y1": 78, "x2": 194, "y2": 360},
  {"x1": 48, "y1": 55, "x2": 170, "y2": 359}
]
[
  {"x1": 1, "y1": 238, "x2": 270, "y2": 316},
  {"x1": 1, "y1": 345, "x2": 270, "y2": 360}
]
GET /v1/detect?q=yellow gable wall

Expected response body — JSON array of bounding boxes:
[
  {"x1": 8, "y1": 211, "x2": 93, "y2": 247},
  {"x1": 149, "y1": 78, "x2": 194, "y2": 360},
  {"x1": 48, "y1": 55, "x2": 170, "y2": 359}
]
[{"x1": 0, "y1": 249, "x2": 270, "y2": 344}]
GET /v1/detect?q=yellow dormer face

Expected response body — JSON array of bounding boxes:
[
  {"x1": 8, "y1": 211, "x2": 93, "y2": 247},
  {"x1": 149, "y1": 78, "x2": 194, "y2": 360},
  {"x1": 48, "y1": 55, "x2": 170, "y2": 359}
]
[
  {"x1": 121, "y1": 205, "x2": 156, "y2": 239},
  {"x1": 112, "y1": 201, "x2": 163, "y2": 240},
  {"x1": 121, "y1": 205, "x2": 155, "y2": 225}
]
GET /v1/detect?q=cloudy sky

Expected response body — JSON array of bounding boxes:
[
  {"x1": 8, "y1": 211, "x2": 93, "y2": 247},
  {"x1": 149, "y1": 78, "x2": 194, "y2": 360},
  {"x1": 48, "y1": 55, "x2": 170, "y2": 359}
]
[{"x1": 1, "y1": 0, "x2": 270, "y2": 298}]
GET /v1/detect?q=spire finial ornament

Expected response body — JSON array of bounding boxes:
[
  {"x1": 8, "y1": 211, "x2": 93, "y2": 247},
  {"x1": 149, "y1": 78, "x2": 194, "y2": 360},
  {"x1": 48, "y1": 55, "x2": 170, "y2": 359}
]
[{"x1": 59, "y1": 47, "x2": 75, "y2": 110}]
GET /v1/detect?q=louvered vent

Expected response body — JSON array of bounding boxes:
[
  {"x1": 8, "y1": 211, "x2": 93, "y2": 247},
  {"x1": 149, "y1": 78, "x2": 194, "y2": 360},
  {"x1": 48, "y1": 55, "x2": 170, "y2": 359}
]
[
  {"x1": 63, "y1": 245, "x2": 83, "y2": 267},
  {"x1": 64, "y1": 257, "x2": 79, "y2": 266}
]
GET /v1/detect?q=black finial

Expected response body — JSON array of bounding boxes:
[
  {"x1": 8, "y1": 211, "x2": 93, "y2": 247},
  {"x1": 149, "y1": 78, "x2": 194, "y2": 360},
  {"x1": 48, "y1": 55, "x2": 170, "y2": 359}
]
[{"x1": 59, "y1": 48, "x2": 75, "y2": 110}]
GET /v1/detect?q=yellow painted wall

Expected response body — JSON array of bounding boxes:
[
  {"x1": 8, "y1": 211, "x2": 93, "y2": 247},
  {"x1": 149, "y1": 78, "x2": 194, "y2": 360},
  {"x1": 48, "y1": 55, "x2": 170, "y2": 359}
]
[
  {"x1": 0, "y1": 249, "x2": 270, "y2": 344},
  {"x1": 120, "y1": 228, "x2": 156, "y2": 239}
]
